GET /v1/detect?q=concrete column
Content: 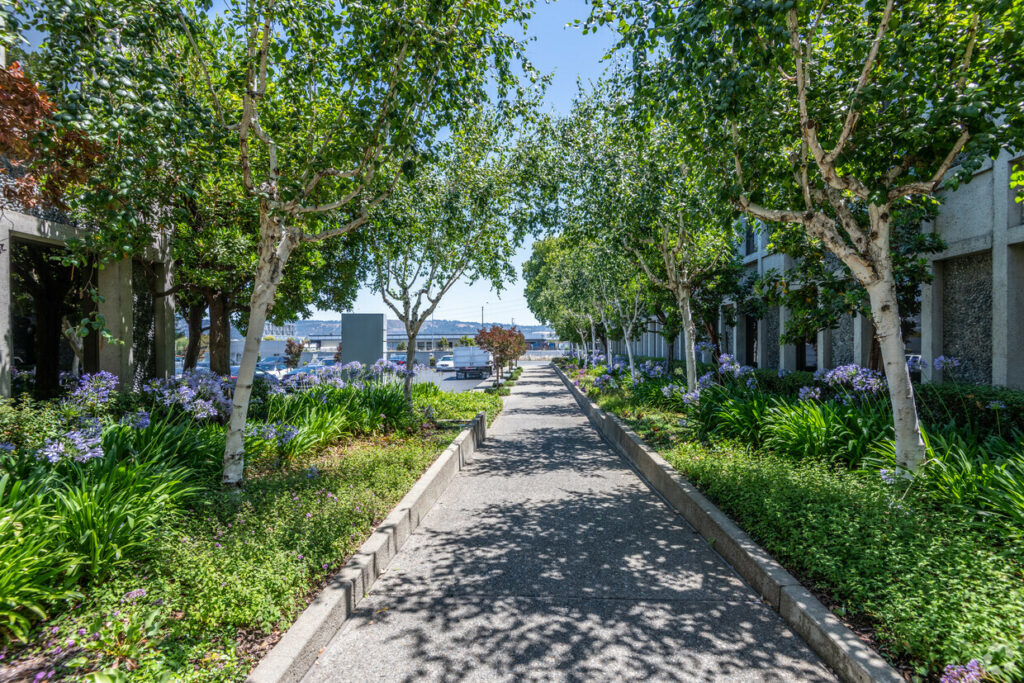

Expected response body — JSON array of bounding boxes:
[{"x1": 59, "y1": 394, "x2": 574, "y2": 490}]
[
  {"x1": 991, "y1": 151, "x2": 1024, "y2": 388},
  {"x1": 920, "y1": 261, "x2": 944, "y2": 383},
  {"x1": 779, "y1": 307, "x2": 798, "y2": 371},
  {"x1": 852, "y1": 312, "x2": 874, "y2": 368},
  {"x1": 97, "y1": 258, "x2": 134, "y2": 388},
  {"x1": 153, "y1": 260, "x2": 175, "y2": 379},
  {"x1": 816, "y1": 328, "x2": 832, "y2": 371},
  {"x1": 0, "y1": 225, "x2": 10, "y2": 397}
]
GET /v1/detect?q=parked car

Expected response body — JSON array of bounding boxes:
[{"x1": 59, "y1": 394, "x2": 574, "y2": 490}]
[{"x1": 436, "y1": 355, "x2": 454, "y2": 371}]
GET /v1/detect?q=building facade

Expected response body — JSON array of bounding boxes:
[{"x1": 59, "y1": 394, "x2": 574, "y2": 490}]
[{"x1": 610, "y1": 149, "x2": 1024, "y2": 389}]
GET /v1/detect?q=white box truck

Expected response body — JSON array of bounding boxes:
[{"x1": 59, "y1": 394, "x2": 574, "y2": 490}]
[{"x1": 453, "y1": 346, "x2": 492, "y2": 379}]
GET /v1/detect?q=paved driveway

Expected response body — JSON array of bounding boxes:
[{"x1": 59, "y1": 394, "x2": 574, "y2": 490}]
[{"x1": 304, "y1": 365, "x2": 834, "y2": 682}]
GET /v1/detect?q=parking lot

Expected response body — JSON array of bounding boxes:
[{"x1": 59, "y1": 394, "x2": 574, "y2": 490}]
[{"x1": 413, "y1": 368, "x2": 487, "y2": 393}]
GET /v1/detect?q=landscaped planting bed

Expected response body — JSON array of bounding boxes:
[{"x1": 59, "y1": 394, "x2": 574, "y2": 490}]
[
  {"x1": 1, "y1": 366, "x2": 500, "y2": 681},
  {"x1": 558, "y1": 355, "x2": 1024, "y2": 682}
]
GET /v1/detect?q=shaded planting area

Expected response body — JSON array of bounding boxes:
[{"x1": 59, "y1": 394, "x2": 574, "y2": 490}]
[
  {"x1": 0, "y1": 366, "x2": 500, "y2": 681},
  {"x1": 559, "y1": 355, "x2": 1024, "y2": 681}
]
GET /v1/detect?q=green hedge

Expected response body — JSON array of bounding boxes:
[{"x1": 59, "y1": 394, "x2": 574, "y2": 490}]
[{"x1": 649, "y1": 432, "x2": 1024, "y2": 680}]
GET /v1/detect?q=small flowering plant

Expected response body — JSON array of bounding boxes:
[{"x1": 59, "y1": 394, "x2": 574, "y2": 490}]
[{"x1": 143, "y1": 370, "x2": 234, "y2": 422}]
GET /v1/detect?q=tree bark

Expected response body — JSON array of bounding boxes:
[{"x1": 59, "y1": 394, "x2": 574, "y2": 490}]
[
  {"x1": 865, "y1": 278, "x2": 925, "y2": 472},
  {"x1": 678, "y1": 287, "x2": 699, "y2": 393},
  {"x1": 223, "y1": 213, "x2": 297, "y2": 487},
  {"x1": 404, "y1": 330, "x2": 417, "y2": 407},
  {"x1": 183, "y1": 303, "x2": 205, "y2": 371},
  {"x1": 588, "y1": 315, "x2": 597, "y2": 366},
  {"x1": 207, "y1": 292, "x2": 232, "y2": 376},
  {"x1": 664, "y1": 329, "x2": 677, "y2": 372}
]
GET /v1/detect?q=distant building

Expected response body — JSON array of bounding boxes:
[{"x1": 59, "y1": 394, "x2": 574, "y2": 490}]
[{"x1": 263, "y1": 322, "x2": 296, "y2": 338}]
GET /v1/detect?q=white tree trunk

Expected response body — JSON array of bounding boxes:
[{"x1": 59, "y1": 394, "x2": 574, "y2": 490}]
[
  {"x1": 222, "y1": 215, "x2": 296, "y2": 486},
  {"x1": 865, "y1": 278, "x2": 926, "y2": 472},
  {"x1": 623, "y1": 333, "x2": 636, "y2": 380},
  {"x1": 588, "y1": 315, "x2": 597, "y2": 366},
  {"x1": 678, "y1": 287, "x2": 699, "y2": 392},
  {"x1": 574, "y1": 327, "x2": 588, "y2": 365},
  {"x1": 404, "y1": 329, "x2": 417, "y2": 406}
]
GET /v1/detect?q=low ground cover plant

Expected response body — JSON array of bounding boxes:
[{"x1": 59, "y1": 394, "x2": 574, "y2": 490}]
[
  {"x1": 0, "y1": 363, "x2": 498, "y2": 680},
  {"x1": 556, "y1": 353, "x2": 1024, "y2": 680}
]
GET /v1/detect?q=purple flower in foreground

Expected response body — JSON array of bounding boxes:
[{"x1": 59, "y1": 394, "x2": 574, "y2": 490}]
[
  {"x1": 940, "y1": 659, "x2": 983, "y2": 683},
  {"x1": 879, "y1": 469, "x2": 896, "y2": 485},
  {"x1": 933, "y1": 355, "x2": 961, "y2": 371},
  {"x1": 0, "y1": 442, "x2": 14, "y2": 452},
  {"x1": 121, "y1": 588, "x2": 147, "y2": 603},
  {"x1": 987, "y1": 401, "x2": 1007, "y2": 410}
]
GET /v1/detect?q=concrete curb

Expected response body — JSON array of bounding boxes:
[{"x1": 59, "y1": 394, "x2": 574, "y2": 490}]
[
  {"x1": 552, "y1": 364, "x2": 901, "y2": 683},
  {"x1": 247, "y1": 411, "x2": 489, "y2": 683}
]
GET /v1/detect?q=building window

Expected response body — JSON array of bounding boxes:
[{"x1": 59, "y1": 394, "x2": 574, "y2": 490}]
[{"x1": 744, "y1": 223, "x2": 757, "y2": 256}]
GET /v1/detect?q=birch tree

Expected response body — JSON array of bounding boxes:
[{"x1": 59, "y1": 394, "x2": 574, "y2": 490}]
[
  {"x1": 592, "y1": 0, "x2": 1024, "y2": 471},
  {"x1": 561, "y1": 92, "x2": 737, "y2": 391},
  {"x1": 368, "y1": 108, "x2": 535, "y2": 405},
  {"x1": 593, "y1": 246, "x2": 647, "y2": 379},
  {"x1": 177, "y1": 0, "x2": 534, "y2": 485}
]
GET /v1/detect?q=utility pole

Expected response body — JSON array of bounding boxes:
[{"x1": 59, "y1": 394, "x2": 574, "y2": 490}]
[{"x1": 481, "y1": 305, "x2": 484, "y2": 327}]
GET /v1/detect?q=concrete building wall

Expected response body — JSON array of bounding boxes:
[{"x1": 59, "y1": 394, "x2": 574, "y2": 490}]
[
  {"x1": 621, "y1": 150, "x2": 1022, "y2": 390},
  {"x1": 0, "y1": 211, "x2": 174, "y2": 396},
  {"x1": 941, "y1": 251, "x2": 993, "y2": 385}
]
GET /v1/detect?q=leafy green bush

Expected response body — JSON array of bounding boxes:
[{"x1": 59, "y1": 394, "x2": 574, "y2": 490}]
[
  {"x1": 414, "y1": 384, "x2": 501, "y2": 423},
  {"x1": 761, "y1": 399, "x2": 892, "y2": 467},
  {"x1": 915, "y1": 382, "x2": 1024, "y2": 440},
  {"x1": 0, "y1": 473, "x2": 77, "y2": 642},
  {"x1": 656, "y1": 439, "x2": 1024, "y2": 679},
  {"x1": 753, "y1": 369, "x2": 817, "y2": 397},
  {"x1": 55, "y1": 456, "x2": 197, "y2": 581}
]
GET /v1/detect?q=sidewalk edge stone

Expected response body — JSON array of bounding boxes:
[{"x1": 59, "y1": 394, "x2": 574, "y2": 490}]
[
  {"x1": 552, "y1": 364, "x2": 901, "y2": 683},
  {"x1": 246, "y1": 411, "x2": 489, "y2": 683}
]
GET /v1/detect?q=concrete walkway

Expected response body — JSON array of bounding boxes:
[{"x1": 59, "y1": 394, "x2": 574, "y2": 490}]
[{"x1": 305, "y1": 366, "x2": 834, "y2": 682}]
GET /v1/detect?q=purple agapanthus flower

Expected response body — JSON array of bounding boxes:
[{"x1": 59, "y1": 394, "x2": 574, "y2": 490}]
[
  {"x1": 68, "y1": 371, "x2": 119, "y2": 411},
  {"x1": 940, "y1": 659, "x2": 983, "y2": 683},
  {"x1": 120, "y1": 410, "x2": 151, "y2": 429},
  {"x1": 933, "y1": 355, "x2": 961, "y2": 371},
  {"x1": 798, "y1": 386, "x2": 821, "y2": 401}
]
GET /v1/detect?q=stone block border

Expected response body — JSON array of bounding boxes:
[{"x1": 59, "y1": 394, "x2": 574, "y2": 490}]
[
  {"x1": 248, "y1": 411, "x2": 488, "y2": 683},
  {"x1": 553, "y1": 364, "x2": 902, "y2": 683}
]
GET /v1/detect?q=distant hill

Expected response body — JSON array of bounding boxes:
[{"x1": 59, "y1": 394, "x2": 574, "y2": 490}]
[
  {"x1": 181, "y1": 317, "x2": 551, "y2": 340},
  {"x1": 384, "y1": 318, "x2": 551, "y2": 337}
]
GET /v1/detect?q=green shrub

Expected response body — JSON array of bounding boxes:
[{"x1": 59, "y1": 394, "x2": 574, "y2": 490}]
[
  {"x1": 761, "y1": 399, "x2": 893, "y2": 467},
  {"x1": 753, "y1": 369, "x2": 817, "y2": 397},
  {"x1": 915, "y1": 382, "x2": 1024, "y2": 439},
  {"x1": 657, "y1": 440, "x2": 1024, "y2": 679},
  {"x1": 0, "y1": 473, "x2": 78, "y2": 642},
  {"x1": 55, "y1": 456, "x2": 197, "y2": 581},
  {"x1": 713, "y1": 394, "x2": 773, "y2": 447},
  {"x1": 412, "y1": 384, "x2": 501, "y2": 423}
]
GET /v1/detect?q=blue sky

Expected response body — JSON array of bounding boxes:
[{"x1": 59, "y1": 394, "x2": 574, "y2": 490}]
[{"x1": 317, "y1": 0, "x2": 619, "y2": 325}]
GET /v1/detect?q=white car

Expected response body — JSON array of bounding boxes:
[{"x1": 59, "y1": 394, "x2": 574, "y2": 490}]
[{"x1": 436, "y1": 355, "x2": 454, "y2": 371}]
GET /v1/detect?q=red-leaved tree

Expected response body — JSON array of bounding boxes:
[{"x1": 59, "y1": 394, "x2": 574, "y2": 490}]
[{"x1": 475, "y1": 326, "x2": 526, "y2": 381}]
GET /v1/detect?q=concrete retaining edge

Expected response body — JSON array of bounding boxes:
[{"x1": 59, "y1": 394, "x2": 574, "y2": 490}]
[
  {"x1": 552, "y1": 364, "x2": 901, "y2": 683},
  {"x1": 247, "y1": 411, "x2": 489, "y2": 683}
]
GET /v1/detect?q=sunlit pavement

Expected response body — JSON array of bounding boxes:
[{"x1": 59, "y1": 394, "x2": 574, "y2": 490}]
[{"x1": 305, "y1": 364, "x2": 834, "y2": 682}]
